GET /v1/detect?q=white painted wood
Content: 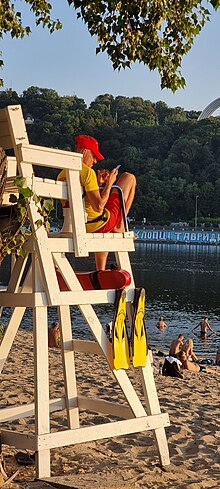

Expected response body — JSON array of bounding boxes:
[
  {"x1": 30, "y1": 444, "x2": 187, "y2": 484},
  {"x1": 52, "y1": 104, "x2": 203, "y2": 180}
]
[
  {"x1": 17, "y1": 143, "x2": 82, "y2": 170},
  {"x1": 37, "y1": 414, "x2": 169, "y2": 451},
  {"x1": 0, "y1": 395, "x2": 132, "y2": 423},
  {"x1": 58, "y1": 305, "x2": 80, "y2": 429},
  {"x1": 33, "y1": 303, "x2": 50, "y2": 478},
  {"x1": 6, "y1": 105, "x2": 29, "y2": 156},
  {"x1": 72, "y1": 339, "x2": 103, "y2": 356},
  {"x1": 66, "y1": 169, "x2": 89, "y2": 256},
  {"x1": 140, "y1": 358, "x2": 170, "y2": 466},
  {"x1": 7, "y1": 255, "x2": 28, "y2": 293},
  {"x1": 48, "y1": 235, "x2": 135, "y2": 252},
  {"x1": 0, "y1": 265, "x2": 33, "y2": 374}
]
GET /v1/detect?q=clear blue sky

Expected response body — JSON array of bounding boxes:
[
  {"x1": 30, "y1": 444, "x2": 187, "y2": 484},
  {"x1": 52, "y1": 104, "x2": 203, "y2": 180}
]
[{"x1": 1, "y1": 2, "x2": 220, "y2": 112}]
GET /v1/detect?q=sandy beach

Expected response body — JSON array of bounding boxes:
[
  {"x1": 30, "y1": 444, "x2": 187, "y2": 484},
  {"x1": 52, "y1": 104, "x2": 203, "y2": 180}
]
[{"x1": 0, "y1": 330, "x2": 219, "y2": 488}]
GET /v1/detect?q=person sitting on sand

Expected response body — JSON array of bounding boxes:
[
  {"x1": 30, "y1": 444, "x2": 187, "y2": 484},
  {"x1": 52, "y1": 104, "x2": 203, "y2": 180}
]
[
  {"x1": 181, "y1": 338, "x2": 198, "y2": 361},
  {"x1": 192, "y1": 316, "x2": 218, "y2": 339},
  {"x1": 169, "y1": 334, "x2": 184, "y2": 357},
  {"x1": 178, "y1": 351, "x2": 220, "y2": 374},
  {"x1": 156, "y1": 316, "x2": 167, "y2": 330},
  {"x1": 216, "y1": 347, "x2": 220, "y2": 366},
  {"x1": 48, "y1": 321, "x2": 61, "y2": 348}
]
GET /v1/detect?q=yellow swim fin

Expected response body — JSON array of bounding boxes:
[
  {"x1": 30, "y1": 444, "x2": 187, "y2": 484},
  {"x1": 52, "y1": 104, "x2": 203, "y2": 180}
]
[
  {"x1": 112, "y1": 289, "x2": 130, "y2": 370},
  {"x1": 131, "y1": 288, "x2": 148, "y2": 367}
]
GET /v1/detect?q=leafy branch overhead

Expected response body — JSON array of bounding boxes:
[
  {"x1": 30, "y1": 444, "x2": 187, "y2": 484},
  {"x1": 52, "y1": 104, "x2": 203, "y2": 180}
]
[{"x1": 1, "y1": 1, "x2": 220, "y2": 91}]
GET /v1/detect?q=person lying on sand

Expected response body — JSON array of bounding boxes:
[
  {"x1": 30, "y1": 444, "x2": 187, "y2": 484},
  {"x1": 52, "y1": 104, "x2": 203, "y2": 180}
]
[{"x1": 178, "y1": 351, "x2": 220, "y2": 374}]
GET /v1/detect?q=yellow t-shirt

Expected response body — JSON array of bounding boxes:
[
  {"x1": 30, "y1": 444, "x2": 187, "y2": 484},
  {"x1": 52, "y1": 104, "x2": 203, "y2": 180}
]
[{"x1": 57, "y1": 164, "x2": 110, "y2": 232}]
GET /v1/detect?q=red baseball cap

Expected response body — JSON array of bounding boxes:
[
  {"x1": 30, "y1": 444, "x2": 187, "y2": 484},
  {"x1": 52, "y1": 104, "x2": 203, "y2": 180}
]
[{"x1": 75, "y1": 134, "x2": 104, "y2": 160}]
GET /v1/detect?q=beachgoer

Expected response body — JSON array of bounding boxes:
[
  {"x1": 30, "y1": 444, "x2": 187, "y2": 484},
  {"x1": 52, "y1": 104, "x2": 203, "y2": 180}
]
[
  {"x1": 156, "y1": 316, "x2": 167, "y2": 330},
  {"x1": 192, "y1": 316, "x2": 218, "y2": 338},
  {"x1": 181, "y1": 338, "x2": 198, "y2": 361},
  {"x1": 169, "y1": 334, "x2": 184, "y2": 357},
  {"x1": 58, "y1": 134, "x2": 136, "y2": 270},
  {"x1": 216, "y1": 347, "x2": 220, "y2": 366},
  {"x1": 178, "y1": 351, "x2": 220, "y2": 374},
  {"x1": 48, "y1": 321, "x2": 61, "y2": 348}
]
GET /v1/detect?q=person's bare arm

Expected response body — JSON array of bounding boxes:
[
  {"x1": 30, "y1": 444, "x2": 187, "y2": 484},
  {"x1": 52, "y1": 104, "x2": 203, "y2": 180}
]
[
  {"x1": 86, "y1": 169, "x2": 118, "y2": 212},
  {"x1": 207, "y1": 323, "x2": 218, "y2": 335}
]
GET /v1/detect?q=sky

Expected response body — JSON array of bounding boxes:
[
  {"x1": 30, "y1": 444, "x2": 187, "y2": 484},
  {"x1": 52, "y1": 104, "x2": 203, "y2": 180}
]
[{"x1": 1, "y1": 2, "x2": 220, "y2": 113}]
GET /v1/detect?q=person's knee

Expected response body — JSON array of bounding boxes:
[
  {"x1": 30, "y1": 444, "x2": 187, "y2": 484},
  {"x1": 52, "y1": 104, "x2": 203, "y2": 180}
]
[{"x1": 122, "y1": 172, "x2": 136, "y2": 187}]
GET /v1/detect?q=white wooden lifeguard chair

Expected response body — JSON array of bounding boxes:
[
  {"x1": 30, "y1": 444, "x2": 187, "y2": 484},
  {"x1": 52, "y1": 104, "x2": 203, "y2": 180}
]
[{"x1": 0, "y1": 105, "x2": 170, "y2": 479}]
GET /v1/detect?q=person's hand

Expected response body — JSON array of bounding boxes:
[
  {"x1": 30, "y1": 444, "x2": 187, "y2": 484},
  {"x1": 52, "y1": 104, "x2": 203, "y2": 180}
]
[
  {"x1": 105, "y1": 168, "x2": 118, "y2": 187},
  {"x1": 97, "y1": 169, "x2": 110, "y2": 186}
]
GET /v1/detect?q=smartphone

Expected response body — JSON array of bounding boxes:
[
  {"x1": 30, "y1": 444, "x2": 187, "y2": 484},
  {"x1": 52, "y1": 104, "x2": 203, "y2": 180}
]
[{"x1": 115, "y1": 165, "x2": 121, "y2": 171}]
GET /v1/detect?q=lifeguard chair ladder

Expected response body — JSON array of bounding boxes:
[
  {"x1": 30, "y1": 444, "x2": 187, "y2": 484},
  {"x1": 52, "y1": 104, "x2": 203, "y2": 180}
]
[{"x1": 0, "y1": 105, "x2": 170, "y2": 479}]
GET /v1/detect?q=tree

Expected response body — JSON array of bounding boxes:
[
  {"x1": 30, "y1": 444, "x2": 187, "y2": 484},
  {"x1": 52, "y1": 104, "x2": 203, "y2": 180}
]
[{"x1": 1, "y1": 1, "x2": 220, "y2": 91}]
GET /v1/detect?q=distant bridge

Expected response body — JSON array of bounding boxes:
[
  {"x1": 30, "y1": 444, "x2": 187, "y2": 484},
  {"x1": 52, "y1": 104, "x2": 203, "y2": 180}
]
[{"x1": 198, "y1": 97, "x2": 220, "y2": 120}]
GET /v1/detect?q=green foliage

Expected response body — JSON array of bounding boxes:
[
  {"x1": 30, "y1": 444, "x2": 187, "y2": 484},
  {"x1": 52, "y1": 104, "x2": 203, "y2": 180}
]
[
  {"x1": 0, "y1": 175, "x2": 54, "y2": 263},
  {"x1": 1, "y1": 1, "x2": 220, "y2": 89},
  {"x1": 1, "y1": 86, "x2": 220, "y2": 223}
]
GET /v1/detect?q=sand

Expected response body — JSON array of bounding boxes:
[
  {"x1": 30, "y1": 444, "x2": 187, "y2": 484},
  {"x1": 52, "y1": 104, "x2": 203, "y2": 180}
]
[{"x1": 0, "y1": 330, "x2": 219, "y2": 489}]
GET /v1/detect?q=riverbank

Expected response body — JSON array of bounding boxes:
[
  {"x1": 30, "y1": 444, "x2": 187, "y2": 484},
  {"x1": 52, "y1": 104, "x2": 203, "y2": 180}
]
[{"x1": 1, "y1": 330, "x2": 219, "y2": 488}]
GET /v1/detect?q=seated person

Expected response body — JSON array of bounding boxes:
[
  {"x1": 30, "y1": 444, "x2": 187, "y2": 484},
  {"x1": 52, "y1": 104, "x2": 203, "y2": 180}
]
[
  {"x1": 156, "y1": 316, "x2": 167, "y2": 330},
  {"x1": 169, "y1": 334, "x2": 184, "y2": 357},
  {"x1": 57, "y1": 134, "x2": 136, "y2": 270},
  {"x1": 178, "y1": 351, "x2": 220, "y2": 374},
  {"x1": 181, "y1": 338, "x2": 198, "y2": 361},
  {"x1": 48, "y1": 321, "x2": 60, "y2": 348}
]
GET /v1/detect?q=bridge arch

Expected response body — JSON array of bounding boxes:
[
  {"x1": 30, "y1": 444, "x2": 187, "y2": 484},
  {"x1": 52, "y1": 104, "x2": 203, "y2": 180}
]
[{"x1": 198, "y1": 97, "x2": 220, "y2": 120}]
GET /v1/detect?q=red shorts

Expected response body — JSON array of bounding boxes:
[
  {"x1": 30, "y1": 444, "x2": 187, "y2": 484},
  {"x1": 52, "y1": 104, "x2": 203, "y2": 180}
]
[{"x1": 96, "y1": 192, "x2": 123, "y2": 233}]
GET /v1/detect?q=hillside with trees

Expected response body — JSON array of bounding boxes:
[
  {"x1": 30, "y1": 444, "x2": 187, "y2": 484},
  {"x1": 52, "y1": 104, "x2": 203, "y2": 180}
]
[{"x1": 1, "y1": 87, "x2": 220, "y2": 225}]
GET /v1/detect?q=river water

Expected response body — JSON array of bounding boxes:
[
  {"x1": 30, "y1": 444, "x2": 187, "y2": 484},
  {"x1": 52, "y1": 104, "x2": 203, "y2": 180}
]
[{"x1": 0, "y1": 243, "x2": 219, "y2": 359}]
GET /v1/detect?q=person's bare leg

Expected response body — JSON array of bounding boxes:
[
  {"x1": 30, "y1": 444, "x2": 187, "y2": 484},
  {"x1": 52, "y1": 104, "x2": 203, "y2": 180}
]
[
  {"x1": 95, "y1": 173, "x2": 136, "y2": 269},
  {"x1": 112, "y1": 172, "x2": 136, "y2": 232},
  {"x1": 95, "y1": 251, "x2": 108, "y2": 271}
]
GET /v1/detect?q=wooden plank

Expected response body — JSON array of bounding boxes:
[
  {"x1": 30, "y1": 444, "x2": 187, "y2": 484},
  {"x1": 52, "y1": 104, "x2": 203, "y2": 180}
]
[
  {"x1": 72, "y1": 339, "x2": 103, "y2": 356},
  {"x1": 33, "y1": 304, "x2": 50, "y2": 478},
  {"x1": 17, "y1": 143, "x2": 82, "y2": 170},
  {"x1": 66, "y1": 169, "x2": 88, "y2": 256},
  {"x1": 48, "y1": 236, "x2": 135, "y2": 253},
  {"x1": 0, "y1": 288, "x2": 135, "y2": 307},
  {"x1": 36, "y1": 414, "x2": 170, "y2": 450},
  {"x1": 1, "y1": 430, "x2": 36, "y2": 450},
  {"x1": 140, "y1": 359, "x2": 170, "y2": 467},
  {"x1": 7, "y1": 255, "x2": 28, "y2": 293},
  {"x1": 0, "y1": 307, "x2": 26, "y2": 374},
  {"x1": 6, "y1": 105, "x2": 29, "y2": 156},
  {"x1": 0, "y1": 398, "x2": 66, "y2": 423},
  {"x1": 33, "y1": 180, "x2": 68, "y2": 200},
  {"x1": 78, "y1": 397, "x2": 133, "y2": 419},
  {"x1": 0, "y1": 395, "x2": 132, "y2": 422},
  {"x1": 58, "y1": 305, "x2": 80, "y2": 429}
]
